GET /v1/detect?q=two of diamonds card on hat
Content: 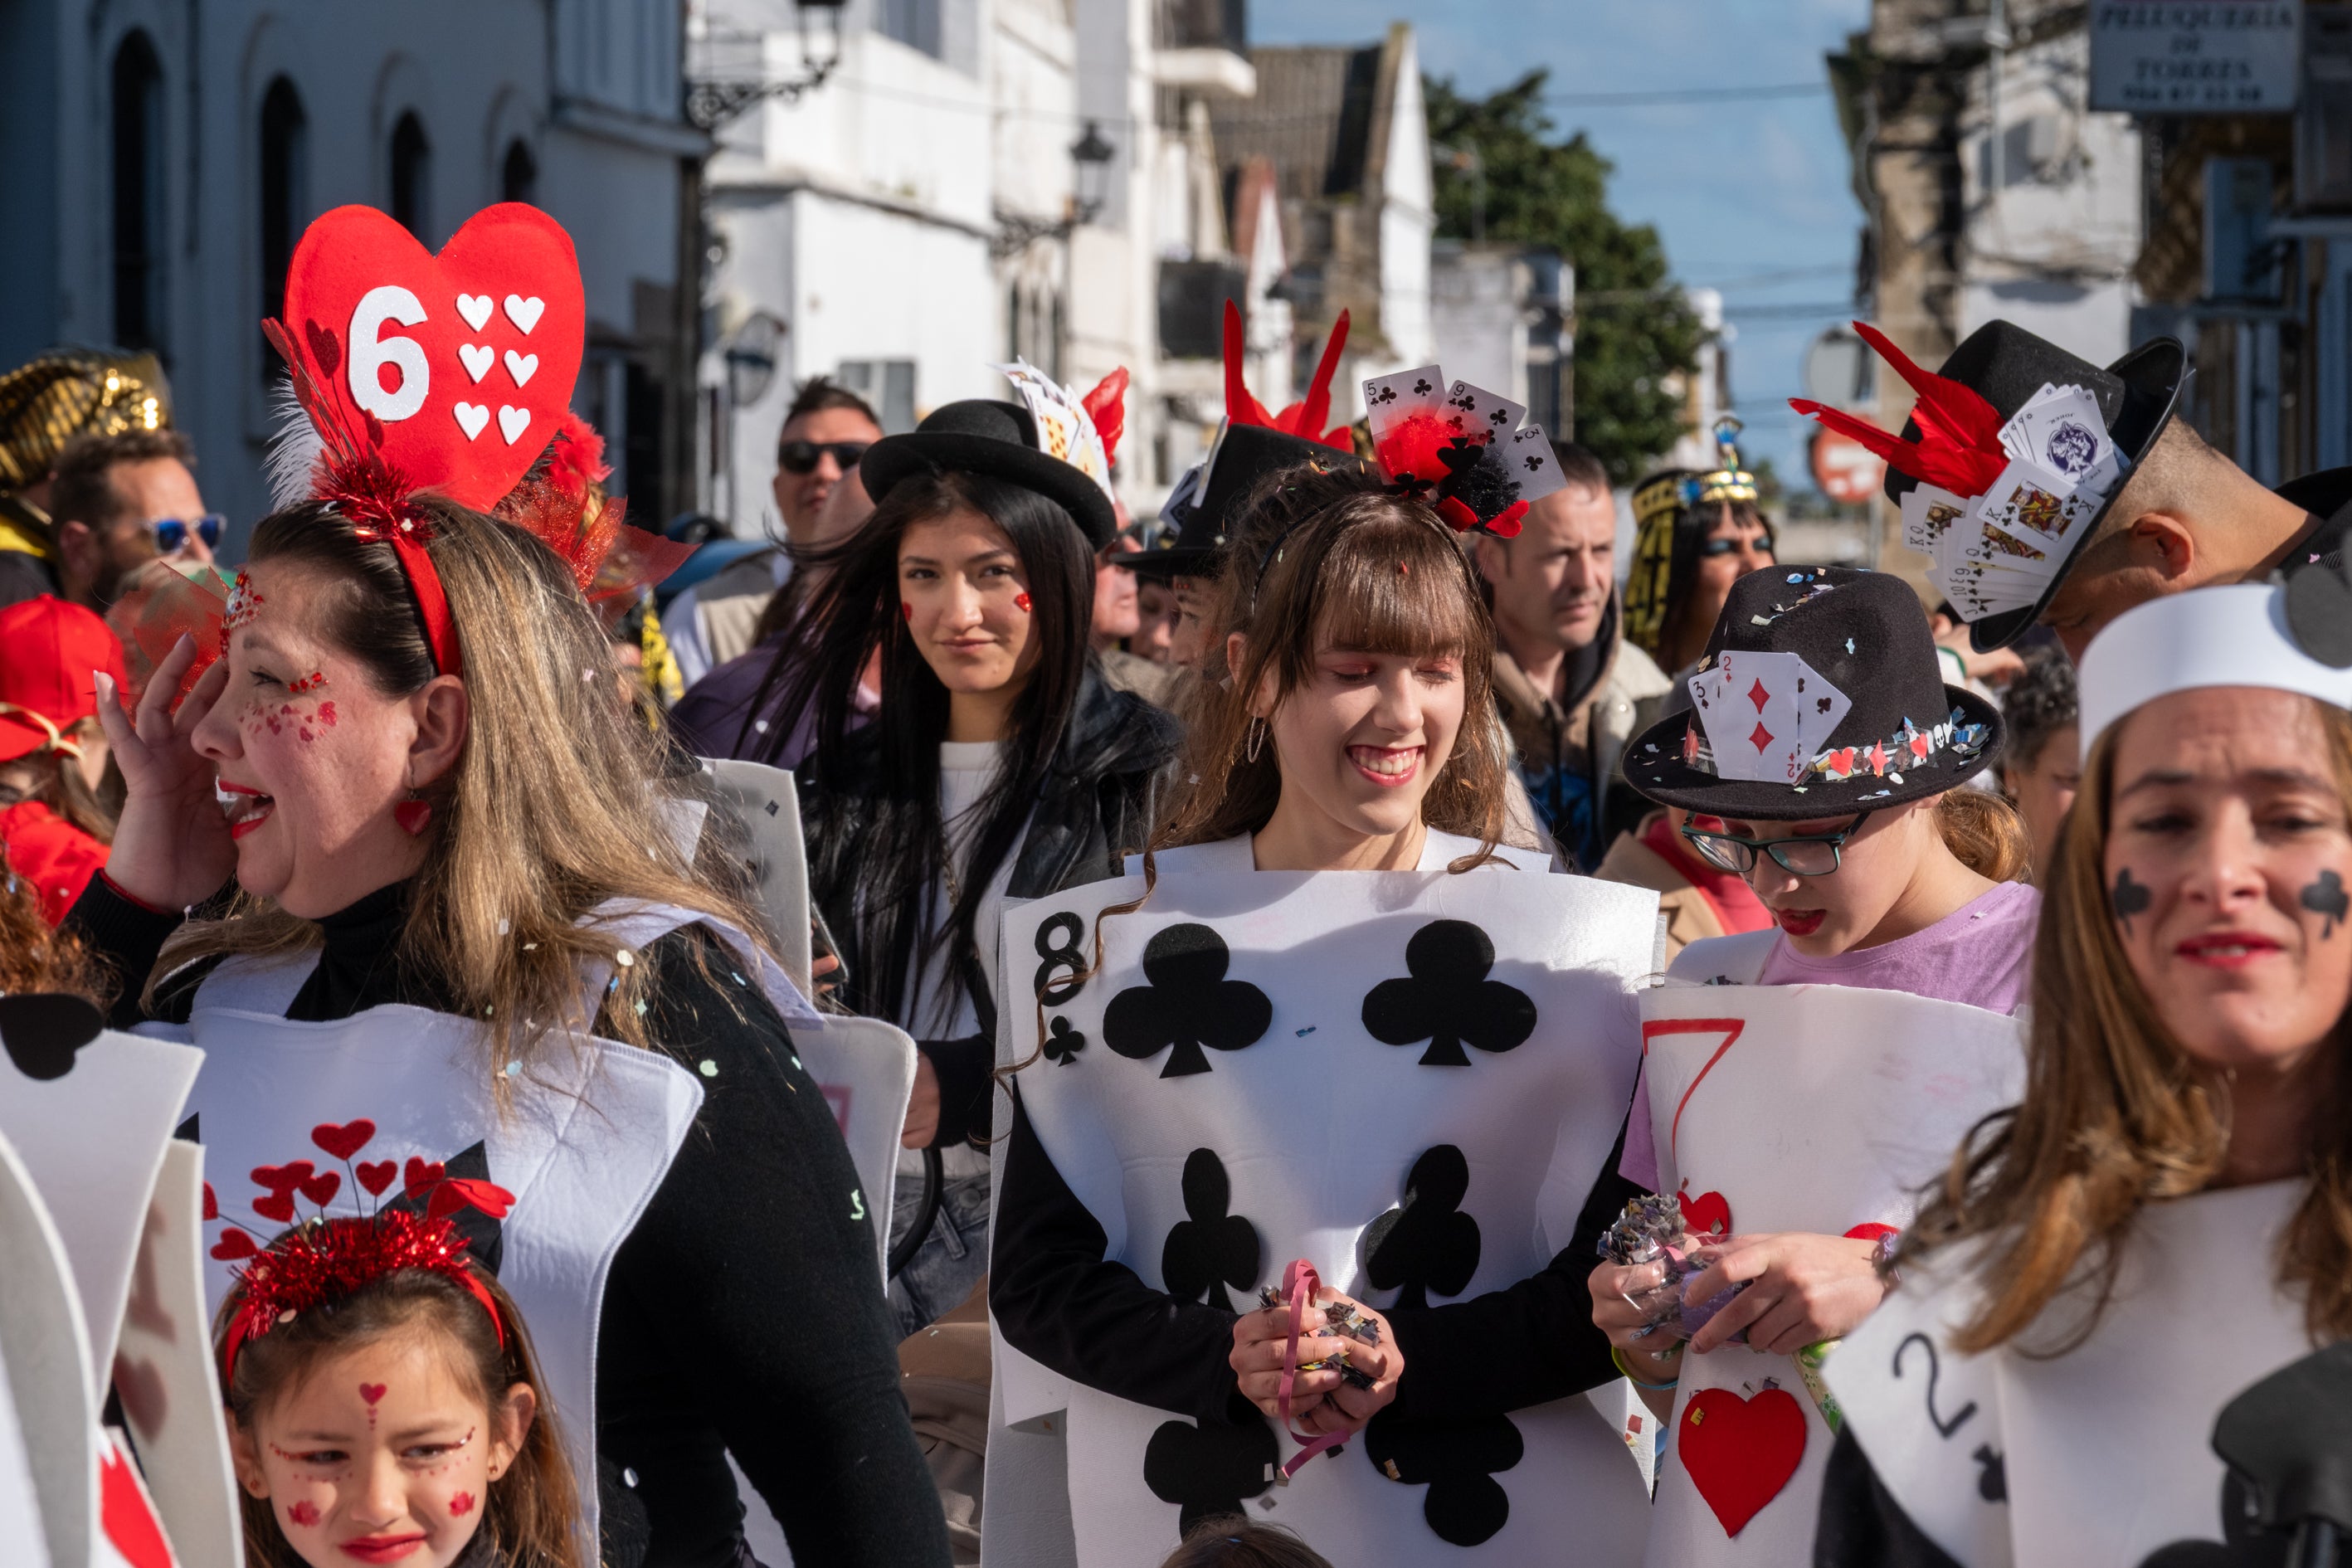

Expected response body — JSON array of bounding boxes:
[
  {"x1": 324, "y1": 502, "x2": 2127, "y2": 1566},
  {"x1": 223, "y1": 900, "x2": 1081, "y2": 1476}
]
[{"x1": 1688, "y1": 651, "x2": 1854, "y2": 783}]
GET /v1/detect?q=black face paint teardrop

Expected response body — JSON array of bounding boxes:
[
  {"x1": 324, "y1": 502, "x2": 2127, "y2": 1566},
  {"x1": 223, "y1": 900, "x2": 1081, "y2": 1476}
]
[
  {"x1": 2301, "y1": 870, "x2": 2348, "y2": 938},
  {"x1": 2111, "y1": 867, "x2": 2152, "y2": 935}
]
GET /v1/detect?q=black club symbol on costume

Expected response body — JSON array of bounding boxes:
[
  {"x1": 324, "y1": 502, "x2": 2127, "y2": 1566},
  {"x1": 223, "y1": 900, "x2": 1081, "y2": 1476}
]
[
  {"x1": 1143, "y1": 1392, "x2": 1278, "y2": 1533},
  {"x1": 1161, "y1": 1148, "x2": 1261, "y2": 1310},
  {"x1": 1042, "y1": 1016, "x2": 1086, "y2": 1065},
  {"x1": 1361, "y1": 920, "x2": 1536, "y2": 1067},
  {"x1": 1365, "y1": 1407, "x2": 1525, "y2": 1547},
  {"x1": 1103, "y1": 923, "x2": 1272, "y2": 1078},
  {"x1": 1523, "y1": 453, "x2": 1546, "y2": 473},
  {"x1": 1413, "y1": 378, "x2": 1432, "y2": 394},
  {"x1": 1371, "y1": 384, "x2": 1398, "y2": 405},
  {"x1": 1364, "y1": 1145, "x2": 1482, "y2": 1308}
]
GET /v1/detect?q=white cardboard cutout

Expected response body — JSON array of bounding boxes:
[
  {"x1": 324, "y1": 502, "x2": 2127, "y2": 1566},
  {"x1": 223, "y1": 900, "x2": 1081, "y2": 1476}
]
[
  {"x1": 1637, "y1": 981, "x2": 2027, "y2": 1568},
  {"x1": 699, "y1": 759, "x2": 816, "y2": 997},
  {"x1": 987, "y1": 867, "x2": 1659, "y2": 1567},
  {"x1": 1830, "y1": 1178, "x2": 2312, "y2": 1568},
  {"x1": 0, "y1": 1028, "x2": 203, "y2": 1387},
  {"x1": 0, "y1": 1328, "x2": 45, "y2": 1568},
  {"x1": 0, "y1": 1127, "x2": 87, "y2": 1568}
]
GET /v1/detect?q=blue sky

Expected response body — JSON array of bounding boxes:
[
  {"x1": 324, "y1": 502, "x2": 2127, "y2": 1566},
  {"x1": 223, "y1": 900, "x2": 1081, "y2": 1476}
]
[{"x1": 1250, "y1": 0, "x2": 1875, "y2": 494}]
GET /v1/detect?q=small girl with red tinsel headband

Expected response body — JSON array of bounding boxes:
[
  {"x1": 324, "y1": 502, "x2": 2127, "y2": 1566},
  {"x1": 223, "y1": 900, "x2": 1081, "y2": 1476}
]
[{"x1": 211, "y1": 1173, "x2": 584, "y2": 1568}]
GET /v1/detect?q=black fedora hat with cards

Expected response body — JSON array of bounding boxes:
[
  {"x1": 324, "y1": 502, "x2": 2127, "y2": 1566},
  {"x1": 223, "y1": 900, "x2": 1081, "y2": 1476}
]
[
  {"x1": 1623, "y1": 565, "x2": 2003, "y2": 820},
  {"x1": 1792, "y1": 319, "x2": 2188, "y2": 655}
]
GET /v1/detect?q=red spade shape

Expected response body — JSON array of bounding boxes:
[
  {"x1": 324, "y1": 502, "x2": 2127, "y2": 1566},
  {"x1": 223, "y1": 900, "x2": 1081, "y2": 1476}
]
[
  {"x1": 252, "y1": 1191, "x2": 296, "y2": 1224},
  {"x1": 403, "y1": 1157, "x2": 446, "y2": 1195},
  {"x1": 298, "y1": 1171, "x2": 342, "y2": 1206},
  {"x1": 1681, "y1": 1188, "x2": 1733, "y2": 1239},
  {"x1": 357, "y1": 1161, "x2": 398, "y2": 1196},
  {"x1": 1678, "y1": 1385, "x2": 1807, "y2": 1537},
  {"x1": 280, "y1": 203, "x2": 586, "y2": 509},
  {"x1": 311, "y1": 1118, "x2": 377, "y2": 1160},
  {"x1": 251, "y1": 1160, "x2": 314, "y2": 1193},
  {"x1": 99, "y1": 1444, "x2": 174, "y2": 1568},
  {"x1": 210, "y1": 1229, "x2": 259, "y2": 1261},
  {"x1": 202, "y1": 1181, "x2": 218, "y2": 1220}
]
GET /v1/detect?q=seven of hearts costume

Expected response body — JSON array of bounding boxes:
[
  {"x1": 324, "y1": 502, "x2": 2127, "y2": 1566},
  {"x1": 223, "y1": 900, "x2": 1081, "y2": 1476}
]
[
  {"x1": 1634, "y1": 962, "x2": 2027, "y2": 1566},
  {"x1": 984, "y1": 830, "x2": 1659, "y2": 1566}
]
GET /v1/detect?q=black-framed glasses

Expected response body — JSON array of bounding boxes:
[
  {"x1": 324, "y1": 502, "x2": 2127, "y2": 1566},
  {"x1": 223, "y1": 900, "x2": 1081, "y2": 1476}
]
[
  {"x1": 777, "y1": 439, "x2": 870, "y2": 475},
  {"x1": 1681, "y1": 811, "x2": 1874, "y2": 878},
  {"x1": 150, "y1": 514, "x2": 223, "y2": 553}
]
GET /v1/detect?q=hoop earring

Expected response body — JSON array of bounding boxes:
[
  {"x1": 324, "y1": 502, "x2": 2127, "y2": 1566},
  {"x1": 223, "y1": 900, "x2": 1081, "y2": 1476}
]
[{"x1": 1244, "y1": 717, "x2": 1267, "y2": 764}]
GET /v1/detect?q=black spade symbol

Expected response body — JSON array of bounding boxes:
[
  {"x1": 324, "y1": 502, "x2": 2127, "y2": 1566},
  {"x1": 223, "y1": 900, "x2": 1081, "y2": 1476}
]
[
  {"x1": 1043, "y1": 1015, "x2": 1087, "y2": 1065},
  {"x1": 1103, "y1": 923, "x2": 1272, "y2": 1078},
  {"x1": 1161, "y1": 1148, "x2": 1260, "y2": 1310},
  {"x1": 2111, "y1": 867, "x2": 2153, "y2": 933},
  {"x1": 1363, "y1": 1145, "x2": 1481, "y2": 1308},
  {"x1": 1973, "y1": 1444, "x2": 2005, "y2": 1502},
  {"x1": 0, "y1": 993, "x2": 105, "y2": 1081},
  {"x1": 1361, "y1": 920, "x2": 1536, "y2": 1067},
  {"x1": 1142, "y1": 1391, "x2": 1278, "y2": 1533},
  {"x1": 2302, "y1": 870, "x2": 2348, "y2": 937},
  {"x1": 1364, "y1": 1407, "x2": 1523, "y2": 1547}
]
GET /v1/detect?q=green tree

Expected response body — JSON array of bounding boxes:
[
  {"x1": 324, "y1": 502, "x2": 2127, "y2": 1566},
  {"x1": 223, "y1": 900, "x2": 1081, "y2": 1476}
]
[{"x1": 1426, "y1": 71, "x2": 1706, "y2": 485}]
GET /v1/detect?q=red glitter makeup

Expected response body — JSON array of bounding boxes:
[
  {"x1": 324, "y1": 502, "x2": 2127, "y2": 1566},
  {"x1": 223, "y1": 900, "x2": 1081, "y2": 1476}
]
[
  {"x1": 288, "y1": 1500, "x2": 320, "y2": 1527},
  {"x1": 450, "y1": 1492, "x2": 476, "y2": 1517},
  {"x1": 1015, "y1": 592, "x2": 1032, "y2": 612}
]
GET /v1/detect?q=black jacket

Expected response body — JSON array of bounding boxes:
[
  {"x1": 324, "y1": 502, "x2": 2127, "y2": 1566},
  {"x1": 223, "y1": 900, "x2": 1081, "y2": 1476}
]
[{"x1": 796, "y1": 665, "x2": 1182, "y2": 1143}]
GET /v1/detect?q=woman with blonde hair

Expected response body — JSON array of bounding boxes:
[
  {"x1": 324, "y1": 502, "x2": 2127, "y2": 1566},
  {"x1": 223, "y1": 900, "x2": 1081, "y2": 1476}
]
[
  {"x1": 70, "y1": 203, "x2": 949, "y2": 1567},
  {"x1": 1818, "y1": 579, "x2": 2352, "y2": 1566}
]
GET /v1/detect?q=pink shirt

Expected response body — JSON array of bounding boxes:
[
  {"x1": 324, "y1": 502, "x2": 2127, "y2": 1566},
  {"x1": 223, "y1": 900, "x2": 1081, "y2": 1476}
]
[{"x1": 1618, "y1": 879, "x2": 2040, "y2": 1191}]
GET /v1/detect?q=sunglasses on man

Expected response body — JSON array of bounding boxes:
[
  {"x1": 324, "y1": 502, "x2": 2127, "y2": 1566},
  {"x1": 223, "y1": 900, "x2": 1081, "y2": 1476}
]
[
  {"x1": 150, "y1": 514, "x2": 224, "y2": 553},
  {"x1": 777, "y1": 440, "x2": 871, "y2": 476}
]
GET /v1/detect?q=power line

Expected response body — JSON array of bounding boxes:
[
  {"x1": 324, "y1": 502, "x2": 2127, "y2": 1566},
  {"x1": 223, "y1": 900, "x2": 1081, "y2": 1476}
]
[{"x1": 1540, "y1": 81, "x2": 1829, "y2": 107}]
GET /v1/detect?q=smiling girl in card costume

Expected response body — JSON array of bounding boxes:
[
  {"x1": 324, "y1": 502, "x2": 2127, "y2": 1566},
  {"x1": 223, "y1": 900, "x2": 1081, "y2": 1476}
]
[
  {"x1": 73, "y1": 203, "x2": 948, "y2": 1567},
  {"x1": 218, "y1": 1193, "x2": 579, "y2": 1568},
  {"x1": 770, "y1": 370, "x2": 1180, "y2": 1337},
  {"x1": 1816, "y1": 581, "x2": 2352, "y2": 1567},
  {"x1": 986, "y1": 444, "x2": 1658, "y2": 1565},
  {"x1": 1590, "y1": 566, "x2": 2034, "y2": 1564}
]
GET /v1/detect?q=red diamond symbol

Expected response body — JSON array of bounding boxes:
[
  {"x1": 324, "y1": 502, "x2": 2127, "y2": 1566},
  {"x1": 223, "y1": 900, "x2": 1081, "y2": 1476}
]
[
  {"x1": 1748, "y1": 722, "x2": 1774, "y2": 753},
  {"x1": 1747, "y1": 679, "x2": 1770, "y2": 713}
]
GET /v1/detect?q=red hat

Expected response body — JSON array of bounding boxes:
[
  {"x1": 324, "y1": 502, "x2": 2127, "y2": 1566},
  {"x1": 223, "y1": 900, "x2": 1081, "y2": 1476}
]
[{"x1": 0, "y1": 596, "x2": 130, "y2": 765}]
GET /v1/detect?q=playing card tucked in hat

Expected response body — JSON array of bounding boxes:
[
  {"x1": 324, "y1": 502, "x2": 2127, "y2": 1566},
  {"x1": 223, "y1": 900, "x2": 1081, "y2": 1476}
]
[
  {"x1": 1790, "y1": 319, "x2": 2186, "y2": 655},
  {"x1": 859, "y1": 363, "x2": 1129, "y2": 548},
  {"x1": 1624, "y1": 566, "x2": 2002, "y2": 820}
]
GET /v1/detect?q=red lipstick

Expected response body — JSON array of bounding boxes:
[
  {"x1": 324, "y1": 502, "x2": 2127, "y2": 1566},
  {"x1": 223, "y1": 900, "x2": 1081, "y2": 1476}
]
[
  {"x1": 338, "y1": 1533, "x2": 426, "y2": 1564},
  {"x1": 1775, "y1": 908, "x2": 1827, "y2": 937}
]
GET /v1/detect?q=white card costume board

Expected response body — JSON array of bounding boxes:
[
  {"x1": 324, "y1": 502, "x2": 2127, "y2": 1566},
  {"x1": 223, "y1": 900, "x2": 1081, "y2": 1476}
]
[
  {"x1": 1637, "y1": 981, "x2": 2027, "y2": 1568},
  {"x1": 986, "y1": 860, "x2": 1659, "y2": 1568},
  {"x1": 1829, "y1": 1178, "x2": 2313, "y2": 1568},
  {"x1": 0, "y1": 1026, "x2": 203, "y2": 1388}
]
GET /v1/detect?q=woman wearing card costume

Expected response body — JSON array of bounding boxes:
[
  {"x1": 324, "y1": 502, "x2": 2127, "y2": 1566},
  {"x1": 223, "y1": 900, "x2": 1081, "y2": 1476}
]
[
  {"x1": 985, "y1": 368, "x2": 1662, "y2": 1566},
  {"x1": 1592, "y1": 567, "x2": 2036, "y2": 1564},
  {"x1": 768, "y1": 368, "x2": 1182, "y2": 1337},
  {"x1": 66, "y1": 204, "x2": 951, "y2": 1568},
  {"x1": 1815, "y1": 580, "x2": 2352, "y2": 1567}
]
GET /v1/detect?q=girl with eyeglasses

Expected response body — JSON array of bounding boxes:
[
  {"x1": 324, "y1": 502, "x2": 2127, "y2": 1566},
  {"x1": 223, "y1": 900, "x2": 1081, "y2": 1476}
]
[{"x1": 1587, "y1": 567, "x2": 2034, "y2": 1562}]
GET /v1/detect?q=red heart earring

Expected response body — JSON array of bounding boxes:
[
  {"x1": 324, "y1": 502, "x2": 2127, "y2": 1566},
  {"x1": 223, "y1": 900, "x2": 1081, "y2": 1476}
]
[
  {"x1": 394, "y1": 791, "x2": 431, "y2": 835},
  {"x1": 1015, "y1": 592, "x2": 1032, "y2": 612}
]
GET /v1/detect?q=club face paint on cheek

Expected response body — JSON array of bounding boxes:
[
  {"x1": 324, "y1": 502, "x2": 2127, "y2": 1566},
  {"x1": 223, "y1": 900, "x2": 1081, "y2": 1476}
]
[
  {"x1": 2112, "y1": 866, "x2": 2152, "y2": 934},
  {"x1": 2302, "y1": 870, "x2": 2349, "y2": 937}
]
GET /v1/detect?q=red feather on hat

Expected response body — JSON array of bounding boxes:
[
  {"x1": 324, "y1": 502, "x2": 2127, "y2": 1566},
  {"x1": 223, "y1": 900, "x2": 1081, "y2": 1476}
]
[
  {"x1": 1789, "y1": 321, "x2": 2008, "y2": 497},
  {"x1": 1081, "y1": 368, "x2": 1128, "y2": 467},
  {"x1": 1220, "y1": 299, "x2": 1354, "y2": 450}
]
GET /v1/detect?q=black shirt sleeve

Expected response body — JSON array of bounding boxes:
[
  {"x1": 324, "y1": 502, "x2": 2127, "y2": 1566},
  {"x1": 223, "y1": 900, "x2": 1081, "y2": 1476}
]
[
  {"x1": 66, "y1": 872, "x2": 197, "y2": 1027},
  {"x1": 1380, "y1": 1116, "x2": 1639, "y2": 1422},
  {"x1": 596, "y1": 928, "x2": 950, "y2": 1568},
  {"x1": 1814, "y1": 1425, "x2": 1965, "y2": 1568},
  {"x1": 989, "y1": 1081, "x2": 1242, "y2": 1425}
]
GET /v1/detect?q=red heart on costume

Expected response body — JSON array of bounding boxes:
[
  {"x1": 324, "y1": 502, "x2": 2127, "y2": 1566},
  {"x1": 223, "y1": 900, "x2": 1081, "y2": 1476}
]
[
  {"x1": 427, "y1": 1178, "x2": 516, "y2": 1222},
  {"x1": 280, "y1": 203, "x2": 586, "y2": 509},
  {"x1": 202, "y1": 1182, "x2": 218, "y2": 1220},
  {"x1": 251, "y1": 1161, "x2": 314, "y2": 1193},
  {"x1": 359, "y1": 1383, "x2": 387, "y2": 1405},
  {"x1": 311, "y1": 1119, "x2": 377, "y2": 1160},
  {"x1": 1678, "y1": 1385, "x2": 1807, "y2": 1537},
  {"x1": 209, "y1": 1229, "x2": 259, "y2": 1261},
  {"x1": 403, "y1": 1157, "x2": 446, "y2": 1195},
  {"x1": 1844, "y1": 1222, "x2": 1898, "y2": 1244},
  {"x1": 357, "y1": 1161, "x2": 397, "y2": 1196},
  {"x1": 299, "y1": 1171, "x2": 342, "y2": 1206},
  {"x1": 1680, "y1": 1189, "x2": 1733, "y2": 1239},
  {"x1": 252, "y1": 1191, "x2": 296, "y2": 1224}
]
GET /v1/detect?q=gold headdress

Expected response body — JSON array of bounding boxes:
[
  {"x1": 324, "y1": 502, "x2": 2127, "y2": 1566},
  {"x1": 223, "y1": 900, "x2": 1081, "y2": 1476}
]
[{"x1": 0, "y1": 349, "x2": 173, "y2": 493}]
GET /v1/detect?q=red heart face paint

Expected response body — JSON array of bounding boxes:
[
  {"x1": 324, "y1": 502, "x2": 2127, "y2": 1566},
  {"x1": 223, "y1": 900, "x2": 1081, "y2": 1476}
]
[
  {"x1": 902, "y1": 601, "x2": 913, "y2": 621},
  {"x1": 288, "y1": 1500, "x2": 320, "y2": 1527},
  {"x1": 1015, "y1": 592, "x2": 1032, "y2": 612},
  {"x1": 449, "y1": 1493, "x2": 475, "y2": 1517}
]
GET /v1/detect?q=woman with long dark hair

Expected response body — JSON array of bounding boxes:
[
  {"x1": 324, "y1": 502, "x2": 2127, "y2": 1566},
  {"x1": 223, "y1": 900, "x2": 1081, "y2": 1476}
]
[
  {"x1": 758, "y1": 385, "x2": 1181, "y2": 1334},
  {"x1": 1622, "y1": 421, "x2": 1778, "y2": 679}
]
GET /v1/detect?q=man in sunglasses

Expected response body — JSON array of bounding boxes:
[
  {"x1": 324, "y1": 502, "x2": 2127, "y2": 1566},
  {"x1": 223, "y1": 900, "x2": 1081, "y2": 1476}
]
[
  {"x1": 669, "y1": 377, "x2": 883, "y2": 688},
  {"x1": 38, "y1": 429, "x2": 212, "y2": 613}
]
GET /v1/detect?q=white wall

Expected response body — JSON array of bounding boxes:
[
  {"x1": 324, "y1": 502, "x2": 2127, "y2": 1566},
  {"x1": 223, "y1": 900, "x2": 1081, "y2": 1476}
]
[{"x1": 1373, "y1": 31, "x2": 1435, "y2": 385}]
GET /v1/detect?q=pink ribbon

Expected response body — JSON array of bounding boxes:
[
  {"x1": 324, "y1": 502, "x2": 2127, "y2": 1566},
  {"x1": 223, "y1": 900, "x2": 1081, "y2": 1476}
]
[{"x1": 1273, "y1": 1258, "x2": 1350, "y2": 1479}]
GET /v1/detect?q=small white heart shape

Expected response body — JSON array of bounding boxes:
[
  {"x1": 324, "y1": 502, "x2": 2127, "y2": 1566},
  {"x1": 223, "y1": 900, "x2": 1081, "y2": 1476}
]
[
  {"x1": 504, "y1": 351, "x2": 539, "y2": 387},
  {"x1": 456, "y1": 295, "x2": 494, "y2": 332},
  {"x1": 454, "y1": 402, "x2": 490, "y2": 441},
  {"x1": 503, "y1": 295, "x2": 545, "y2": 334},
  {"x1": 498, "y1": 406, "x2": 532, "y2": 446},
  {"x1": 458, "y1": 344, "x2": 495, "y2": 382}
]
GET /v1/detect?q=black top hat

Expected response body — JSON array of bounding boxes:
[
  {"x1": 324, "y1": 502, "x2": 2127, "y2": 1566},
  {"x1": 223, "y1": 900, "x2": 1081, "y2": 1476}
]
[
  {"x1": 859, "y1": 400, "x2": 1118, "y2": 548},
  {"x1": 1624, "y1": 565, "x2": 2003, "y2": 820},
  {"x1": 1127, "y1": 422, "x2": 1368, "y2": 580},
  {"x1": 1877, "y1": 320, "x2": 2186, "y2": 655}
]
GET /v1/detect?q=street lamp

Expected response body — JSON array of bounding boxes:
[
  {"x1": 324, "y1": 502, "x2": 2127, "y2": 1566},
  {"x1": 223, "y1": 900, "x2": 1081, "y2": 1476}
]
[
  {"x1": 993, "y1": 119, "x2": 1120, "y2": 258},
  {"x1": 685, "y1": 0, "x2": 847, "y2": 131},
  {"x1": 1071, "y1": 120, "x2": 1115, "y2": 223}
]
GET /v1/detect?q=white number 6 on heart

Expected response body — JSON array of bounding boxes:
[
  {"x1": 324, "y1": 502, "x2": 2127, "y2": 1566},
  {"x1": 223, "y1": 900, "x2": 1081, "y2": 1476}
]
[{"x1": 348, "y1": 285, "x2": 430, "y2": 421}]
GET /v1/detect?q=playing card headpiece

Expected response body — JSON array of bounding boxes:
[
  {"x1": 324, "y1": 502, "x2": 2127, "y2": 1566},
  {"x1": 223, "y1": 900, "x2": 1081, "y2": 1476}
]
[
  {"x1": 217, "y1": 1166, "x2": 515, "y2": 1385},
  {"x1": 859, "y1": 363, "x2": 1130, "y2": 548},
  {"x1": 1361, "y1": 363, "x2": 1567, "y2": 539},
  {"x1": 1625, "y1": 566, "x2": 2003, "y2": 819},
  {"x1": 1790, "y1": 319, "x2": 2186, "y2": 654},
  {"x1": 2076, "y1": 582, "x2": 2352, "y2": 765}
]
